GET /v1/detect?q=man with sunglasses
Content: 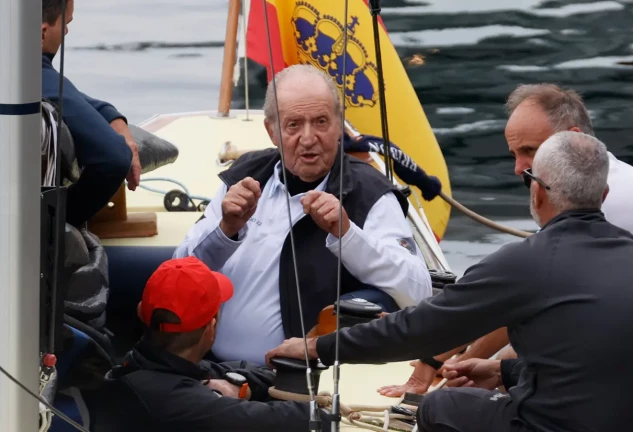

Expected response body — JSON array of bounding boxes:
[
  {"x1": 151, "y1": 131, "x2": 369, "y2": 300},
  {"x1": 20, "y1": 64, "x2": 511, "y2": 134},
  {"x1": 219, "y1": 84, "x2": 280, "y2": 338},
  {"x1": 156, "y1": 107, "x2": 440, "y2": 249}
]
[
  {"x1": 268, "y1": 131, "x2": 633, "y2": 432},
  {"x1": 377, "y1": 83, "x2": 633, "y2": 399}
]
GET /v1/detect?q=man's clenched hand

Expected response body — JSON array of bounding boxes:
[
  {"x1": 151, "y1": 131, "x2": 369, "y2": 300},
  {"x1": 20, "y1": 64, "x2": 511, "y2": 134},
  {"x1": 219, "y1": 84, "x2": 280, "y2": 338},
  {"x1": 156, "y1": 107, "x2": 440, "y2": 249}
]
[
  {"x1": 220, "y1": 177, "x2": 261, "y2": 238},
  {"x1": 300, "y1": 191, "x2": 350, "y2": 238},
  {"x1": 442, "y1": 358, "x2": 502, "y2": 390}
]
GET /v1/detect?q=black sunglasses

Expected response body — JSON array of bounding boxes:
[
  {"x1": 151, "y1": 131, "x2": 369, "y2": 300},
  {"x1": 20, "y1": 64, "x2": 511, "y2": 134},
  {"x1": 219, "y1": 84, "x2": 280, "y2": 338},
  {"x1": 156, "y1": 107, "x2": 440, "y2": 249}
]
[{"x1": 522, "y1": 169, "x2": 551, "y2": 190}]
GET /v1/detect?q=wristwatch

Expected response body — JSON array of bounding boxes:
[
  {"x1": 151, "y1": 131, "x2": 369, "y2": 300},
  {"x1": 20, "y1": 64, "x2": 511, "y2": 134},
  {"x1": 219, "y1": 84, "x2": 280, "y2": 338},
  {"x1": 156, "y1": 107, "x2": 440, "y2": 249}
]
[
  {"x1": 224, "y1": 372, "x2": 249, "y2": 399},
  {"x1": 420, "y1": 357, "x2": 444, "y2": 370}
]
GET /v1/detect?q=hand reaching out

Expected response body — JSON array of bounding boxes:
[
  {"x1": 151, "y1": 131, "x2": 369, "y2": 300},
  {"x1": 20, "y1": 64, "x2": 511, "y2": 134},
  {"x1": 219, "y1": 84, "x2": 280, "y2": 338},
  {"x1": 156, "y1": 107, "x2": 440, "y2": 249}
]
[{"x1": 377, "y1": 360, "x2": 437, "y2": 398}]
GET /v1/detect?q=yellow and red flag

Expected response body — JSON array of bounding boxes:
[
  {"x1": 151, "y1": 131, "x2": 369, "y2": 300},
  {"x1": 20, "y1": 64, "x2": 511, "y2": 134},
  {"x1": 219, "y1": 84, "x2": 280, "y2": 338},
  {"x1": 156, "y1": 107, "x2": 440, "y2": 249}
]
[{"x1": 246, "y1": 0, "x2": 452, "y2": 241}]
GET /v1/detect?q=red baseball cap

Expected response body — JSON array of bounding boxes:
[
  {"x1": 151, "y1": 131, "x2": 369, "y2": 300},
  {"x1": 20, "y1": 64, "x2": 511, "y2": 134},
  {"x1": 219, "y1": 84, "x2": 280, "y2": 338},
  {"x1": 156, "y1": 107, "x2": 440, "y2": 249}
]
[{"x1": 140, "y1": 256, "x2": 233, "y2": 333}]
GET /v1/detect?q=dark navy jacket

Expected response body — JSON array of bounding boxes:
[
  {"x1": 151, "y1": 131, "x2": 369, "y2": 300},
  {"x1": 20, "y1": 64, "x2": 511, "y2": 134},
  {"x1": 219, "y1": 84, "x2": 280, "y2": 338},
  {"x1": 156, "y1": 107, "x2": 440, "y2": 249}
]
[{"x1": 42, "y1": 53, "x2": 132, "y2": 227}]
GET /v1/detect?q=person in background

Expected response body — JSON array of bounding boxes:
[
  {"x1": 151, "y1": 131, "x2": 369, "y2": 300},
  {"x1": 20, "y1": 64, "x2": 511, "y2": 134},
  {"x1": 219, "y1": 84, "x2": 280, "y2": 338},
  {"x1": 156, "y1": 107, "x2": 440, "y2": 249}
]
[
  {"x1": 42, "y1": 0, "x2": 141, "y2": 227},
  {"x1": 173, "y1": 64, "x2": 433, "y2": 366},
  {"x1": 505, "y1": 83, "x2": 633, "y2": 233},
  {"x1": 267, "y1": 131, "x2": 633, "y2": 432},
  {"x1": 96, "y1": 256, "x2": 334, "y2": 432},
  {"x1": 380, "y1": 83, "x2": 633, "y2": 397}
]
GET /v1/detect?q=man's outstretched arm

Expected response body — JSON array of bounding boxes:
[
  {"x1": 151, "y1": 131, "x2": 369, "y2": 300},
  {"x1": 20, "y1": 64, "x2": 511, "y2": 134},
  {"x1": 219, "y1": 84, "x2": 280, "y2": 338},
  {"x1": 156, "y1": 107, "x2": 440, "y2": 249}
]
[
  {"x1": 164, "y1": 384, "x2": 333, "y2": 432},
  {"x1": 267, "y1": 240, "x2": 545, "y2": 367}
]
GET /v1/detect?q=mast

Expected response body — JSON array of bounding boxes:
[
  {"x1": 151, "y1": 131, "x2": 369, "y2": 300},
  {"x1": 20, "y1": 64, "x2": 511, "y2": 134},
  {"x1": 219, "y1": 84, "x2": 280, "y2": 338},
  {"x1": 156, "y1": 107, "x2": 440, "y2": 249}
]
[
  {"x1": 217, "y1": 0, "x2": 242, "y2": 116},
  {"x1": 0, "y1": 0, "x2": 42, "y2": 430}
]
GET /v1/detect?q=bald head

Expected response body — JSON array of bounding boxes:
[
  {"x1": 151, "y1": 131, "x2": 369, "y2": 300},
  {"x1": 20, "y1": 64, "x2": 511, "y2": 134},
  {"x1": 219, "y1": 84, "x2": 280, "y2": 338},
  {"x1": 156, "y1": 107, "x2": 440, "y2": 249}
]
[
  {"x1": 263, "y1": 64, "x2": 342, "y2": 122},
  {"x1": 533, "y1": 131, "x2": 609, "y2": 213}
]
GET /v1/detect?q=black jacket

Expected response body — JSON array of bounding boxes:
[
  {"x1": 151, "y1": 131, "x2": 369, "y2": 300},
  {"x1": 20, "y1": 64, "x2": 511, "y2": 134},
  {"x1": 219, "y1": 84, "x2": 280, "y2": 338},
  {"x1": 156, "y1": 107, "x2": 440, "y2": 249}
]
[
  {"x1": 219, "y1": 148, "x2": 408, "y2": 338},
  {"x1": 316, "y1": 210, "x2": 633, "y2": 432},
  {"x1": 94, "y1": 339, "x2": 331, "y2": 432}
]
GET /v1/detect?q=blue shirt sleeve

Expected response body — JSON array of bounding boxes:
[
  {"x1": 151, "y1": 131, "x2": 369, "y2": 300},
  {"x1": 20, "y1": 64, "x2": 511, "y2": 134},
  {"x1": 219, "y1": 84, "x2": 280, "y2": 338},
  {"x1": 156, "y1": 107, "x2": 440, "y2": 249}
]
[
  {"x1": 42, "y1": 61, "x2": 132, "y2": 226},
  {"x1": 80, "y1": 91, "x2": 127, "y2": 124}
]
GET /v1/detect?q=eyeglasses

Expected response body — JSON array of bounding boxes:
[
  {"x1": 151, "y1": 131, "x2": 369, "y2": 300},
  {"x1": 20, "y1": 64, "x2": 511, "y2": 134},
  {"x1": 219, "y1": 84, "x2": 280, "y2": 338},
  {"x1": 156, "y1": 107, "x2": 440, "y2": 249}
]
[{"x1": 522, "y1": 168, "x2": 550, "y2": 190}]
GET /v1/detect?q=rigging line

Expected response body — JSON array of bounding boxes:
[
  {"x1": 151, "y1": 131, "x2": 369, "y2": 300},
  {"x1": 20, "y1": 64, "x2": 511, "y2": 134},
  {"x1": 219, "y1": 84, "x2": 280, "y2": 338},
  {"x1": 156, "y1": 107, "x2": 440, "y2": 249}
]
[
  {"x1": 0, "y1": 365, "x2": 90, "y2": 432},
  {"x1": 48, "y1": 0, "x2": 68, "y2": 360},
  {"x1": 368, "y1": 0, "x2": 393, "y2": 182},
  {"x1": 332, "y1": 0, "x2": 351, "y2": 430},
  {"x1": 241, "y1": 0, "x2": 250, "y2": 120},
  {"x1": 260, "y1": 0, "x2": 320, "y2": 427}
]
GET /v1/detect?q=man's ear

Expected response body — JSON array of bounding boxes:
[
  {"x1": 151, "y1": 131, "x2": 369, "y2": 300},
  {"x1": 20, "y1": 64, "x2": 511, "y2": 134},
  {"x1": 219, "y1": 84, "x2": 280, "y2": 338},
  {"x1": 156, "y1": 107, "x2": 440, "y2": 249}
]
[
  {"x1": 136, "y1": 302, "x2": 143, "y2": 321},
  {"x1": 532, "y1": 182, "x2": 545, "y2": 210},
  {"x1": 264, "y1": 119, "x2": 278, "y2": 147},
  {"x1": 204, "y1": 318, "x2": 217, "y2": 338},
  {"x1": 568, "y1": 126, "x2": 582, "y2": 133},
  {"x1": 603, "y1": 184, "x2": 610, "y2": 203},
  {"x1": 42, "y1": 24, "x2": 48, "y2": 48}
]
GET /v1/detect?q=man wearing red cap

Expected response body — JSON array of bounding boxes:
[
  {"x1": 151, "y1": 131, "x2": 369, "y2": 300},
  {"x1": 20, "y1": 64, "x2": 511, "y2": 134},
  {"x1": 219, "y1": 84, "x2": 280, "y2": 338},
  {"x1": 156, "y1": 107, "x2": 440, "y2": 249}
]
[{"x1": 95, "y1": 256, "x2": 332, "y2": 431}]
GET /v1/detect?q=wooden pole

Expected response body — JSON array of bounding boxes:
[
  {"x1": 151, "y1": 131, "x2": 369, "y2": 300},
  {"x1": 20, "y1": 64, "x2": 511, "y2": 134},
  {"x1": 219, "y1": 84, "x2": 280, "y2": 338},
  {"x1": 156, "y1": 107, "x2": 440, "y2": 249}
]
[{"x1": 217, "y1": 0, "x2": 241, "y2": 116}]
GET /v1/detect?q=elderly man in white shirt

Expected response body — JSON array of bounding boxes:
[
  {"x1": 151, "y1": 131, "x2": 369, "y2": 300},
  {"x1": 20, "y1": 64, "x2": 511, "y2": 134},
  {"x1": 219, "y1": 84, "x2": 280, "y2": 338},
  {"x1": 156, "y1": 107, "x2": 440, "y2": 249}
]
[{"x1": 173, "y1": 64, "x2": 432, "y2": 366}]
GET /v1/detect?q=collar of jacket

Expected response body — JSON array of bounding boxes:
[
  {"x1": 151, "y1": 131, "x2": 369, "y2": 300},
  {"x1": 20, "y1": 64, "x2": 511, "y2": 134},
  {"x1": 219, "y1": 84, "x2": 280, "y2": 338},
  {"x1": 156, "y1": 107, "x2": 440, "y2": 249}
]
[
  {"x1": 111, "y1": 338, "x2": 210, "y2": 381},
  {"x1": 42, "y1": 52, "x2": 55, "y2": 65},
  {"x1": 219, "y1": 145, "x2": 355, "y2": 199},
  {"x1": 540, "y1": 208, "x2": 605, "y2": 231}
]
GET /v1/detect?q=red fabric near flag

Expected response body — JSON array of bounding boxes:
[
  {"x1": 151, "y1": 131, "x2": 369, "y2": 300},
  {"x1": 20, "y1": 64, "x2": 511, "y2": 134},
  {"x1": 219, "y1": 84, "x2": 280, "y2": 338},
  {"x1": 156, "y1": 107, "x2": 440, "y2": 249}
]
[{"x1": 246, "y1": 0, "x2": 286, "y2": 81}]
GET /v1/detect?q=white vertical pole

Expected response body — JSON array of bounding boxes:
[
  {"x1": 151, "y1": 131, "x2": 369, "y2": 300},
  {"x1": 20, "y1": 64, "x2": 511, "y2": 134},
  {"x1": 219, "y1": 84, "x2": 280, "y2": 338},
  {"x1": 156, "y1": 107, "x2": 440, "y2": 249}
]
[{"x1": 0, "y1": 0, "x2": 42, "y2": 430}]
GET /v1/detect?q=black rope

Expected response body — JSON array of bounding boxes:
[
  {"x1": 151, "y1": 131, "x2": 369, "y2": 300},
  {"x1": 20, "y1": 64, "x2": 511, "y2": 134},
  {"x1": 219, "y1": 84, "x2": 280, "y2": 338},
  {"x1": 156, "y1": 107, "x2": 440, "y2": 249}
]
[
  {"x1": 368, "y1": 0, "x2": 394, "y2": 182},
  {"x1": 260, "y1": 0, "x2": 320, "y2": 430},
  {"x1": 332, "y1": 0, "x2": 350, "y2": 430},
  {"x1": 49, "y1": 0, "x2": 68, "y2": 356}
]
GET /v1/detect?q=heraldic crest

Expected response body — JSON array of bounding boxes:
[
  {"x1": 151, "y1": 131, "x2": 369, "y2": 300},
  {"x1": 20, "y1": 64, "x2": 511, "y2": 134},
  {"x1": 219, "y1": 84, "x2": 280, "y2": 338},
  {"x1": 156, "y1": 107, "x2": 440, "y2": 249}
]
[{"x1": 292, "y1": 1, "x2": 380, "y2": 108}]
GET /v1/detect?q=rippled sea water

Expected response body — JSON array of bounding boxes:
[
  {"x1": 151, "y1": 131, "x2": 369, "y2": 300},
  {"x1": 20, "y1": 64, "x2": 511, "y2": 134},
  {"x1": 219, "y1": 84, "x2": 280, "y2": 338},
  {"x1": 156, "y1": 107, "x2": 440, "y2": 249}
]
[{"x1": 59, "y1": 0, "x2": 633, "y2": 275}]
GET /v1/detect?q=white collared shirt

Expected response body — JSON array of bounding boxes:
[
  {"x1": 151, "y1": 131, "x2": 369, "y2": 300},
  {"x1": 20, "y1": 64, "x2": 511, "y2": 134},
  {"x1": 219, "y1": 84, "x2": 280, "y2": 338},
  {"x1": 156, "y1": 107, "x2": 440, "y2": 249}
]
[{"x1": 173, "y1": 161, "x2": 432, "y2": 365}]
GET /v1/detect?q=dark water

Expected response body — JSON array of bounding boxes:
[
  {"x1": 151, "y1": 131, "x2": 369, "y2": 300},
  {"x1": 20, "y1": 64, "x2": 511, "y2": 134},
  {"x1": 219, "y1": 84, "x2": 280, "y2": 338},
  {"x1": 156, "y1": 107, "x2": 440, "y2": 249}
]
[{"x1": 61, "y1": 0, "x2": 633, "y2": 273}]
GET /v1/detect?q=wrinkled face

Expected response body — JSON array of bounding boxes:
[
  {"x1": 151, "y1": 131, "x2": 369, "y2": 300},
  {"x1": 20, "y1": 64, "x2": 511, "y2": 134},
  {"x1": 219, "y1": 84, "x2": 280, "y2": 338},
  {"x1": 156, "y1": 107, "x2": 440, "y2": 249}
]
[
  {"x1": 42, "y1": 0, "x2": 74, "y2": 55},
  {"x1": 505, "y1": 100, "x2": 554, "y2": 176},
  {"x1": 265, "y1": 77, "x2": 341, "y2": 182}
]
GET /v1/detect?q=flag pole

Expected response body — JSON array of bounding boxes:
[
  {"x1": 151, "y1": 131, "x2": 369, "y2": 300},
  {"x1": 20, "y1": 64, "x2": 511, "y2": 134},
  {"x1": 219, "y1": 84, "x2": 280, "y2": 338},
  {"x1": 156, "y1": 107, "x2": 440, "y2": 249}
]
[
  {"x1": 368, "y1": 0, "x2": 394, "y2": 182},
  {"x1": 217, "y1": 0, "x2": 242, "y2": 117},
  {"x1": 0, "y1": 0, "x2": 42, "y2": 430}
]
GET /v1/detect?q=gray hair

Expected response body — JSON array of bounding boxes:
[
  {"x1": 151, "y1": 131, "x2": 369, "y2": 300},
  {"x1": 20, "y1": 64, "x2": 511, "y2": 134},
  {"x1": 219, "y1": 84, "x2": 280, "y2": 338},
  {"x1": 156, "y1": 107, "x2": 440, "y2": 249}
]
[
  {"x1": 506, "y1": 84, "x2": 594, "y2": 136},
  {"x1": 533, "y1": 131, "x2": 609, "y2": 212},
  {"x1": 263, "y1": 64, "x2": 342, "y2": 122}
]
